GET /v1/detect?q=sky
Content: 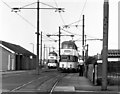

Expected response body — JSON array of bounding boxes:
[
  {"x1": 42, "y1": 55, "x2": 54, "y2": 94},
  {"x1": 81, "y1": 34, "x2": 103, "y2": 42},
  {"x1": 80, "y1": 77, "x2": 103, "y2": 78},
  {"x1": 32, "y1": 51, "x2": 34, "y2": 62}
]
[{"x1": 0, "y1": 0, "x2": 119, "y2": 59}]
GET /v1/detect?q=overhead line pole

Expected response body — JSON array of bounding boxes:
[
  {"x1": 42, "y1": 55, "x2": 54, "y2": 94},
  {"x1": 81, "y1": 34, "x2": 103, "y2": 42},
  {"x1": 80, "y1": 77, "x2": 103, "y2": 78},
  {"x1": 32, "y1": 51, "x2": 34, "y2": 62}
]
[
  {"x1": 43, "y1": 44, "x2": 45, "y2": 65},
  {"x1": 12, "y1": 0, "x2": 64, "y2": 75},
  {"x1": 40, "y1": 31, "x2": 42, "y2": 67},
  {"x1": 59, "y1": 26, "x2": 61, "y2": 63},
  {"x1": 36, "y1": 0, "x2": 40, "y2": 74},
  {"x1": 82, "y1": 15, "x2": 85, "y2": 62},
  {"x1": 102, "y1": 0, "x2": 109, "y2": 90}
]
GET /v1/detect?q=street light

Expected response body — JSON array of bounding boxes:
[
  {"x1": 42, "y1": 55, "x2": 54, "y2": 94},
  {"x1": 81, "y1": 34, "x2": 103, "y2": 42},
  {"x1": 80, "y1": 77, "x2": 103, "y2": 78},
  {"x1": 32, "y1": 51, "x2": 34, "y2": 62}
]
[{"x1": 30, "y1": 43, "x2": 34, "y2": 54}]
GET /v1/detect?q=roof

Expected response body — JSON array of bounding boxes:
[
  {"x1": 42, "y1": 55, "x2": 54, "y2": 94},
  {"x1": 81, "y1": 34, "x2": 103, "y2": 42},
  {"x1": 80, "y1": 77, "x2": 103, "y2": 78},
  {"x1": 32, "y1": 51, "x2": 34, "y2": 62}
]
[
  {"x1": 0, "y1": 40, "x2": 36, "y2": 56},
  {"x1": 108, "y1": 49, "x2": 120, "y2": 58},
  {"x1": 49, "y1": 51, "x2": 57, "y2": 56},
  {"x1": 101, "y1": 49, "x2": 120, "y2": 58},
  {"x1": 62, "y1": 41, "x2": 77, "y2": 50}
]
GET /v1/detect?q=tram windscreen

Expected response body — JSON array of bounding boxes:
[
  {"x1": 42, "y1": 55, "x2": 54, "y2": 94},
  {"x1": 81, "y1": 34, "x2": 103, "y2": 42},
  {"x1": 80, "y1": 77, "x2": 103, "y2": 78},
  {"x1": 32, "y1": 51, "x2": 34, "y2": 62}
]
[
  {"x1": 60, "y1": 55, "x2": 78, "y2": 62},
  {"x1": 48, "y1": 59, "x2": 57, "y2": 63}
]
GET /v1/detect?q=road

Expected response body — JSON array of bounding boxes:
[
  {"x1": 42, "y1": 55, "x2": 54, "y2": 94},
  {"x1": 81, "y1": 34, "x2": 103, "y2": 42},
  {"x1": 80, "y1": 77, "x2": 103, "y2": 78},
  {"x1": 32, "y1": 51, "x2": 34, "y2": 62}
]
[{"x1": 1, "y1": 69, "x2": 120, "y2": 94}]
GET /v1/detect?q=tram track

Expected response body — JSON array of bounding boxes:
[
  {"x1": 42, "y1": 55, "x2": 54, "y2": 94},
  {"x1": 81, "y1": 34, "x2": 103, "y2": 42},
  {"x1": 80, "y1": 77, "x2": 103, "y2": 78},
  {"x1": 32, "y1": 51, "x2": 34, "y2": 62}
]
[
  {"x1": 7, "y1": 70, "x2": 68, "y2": 92},
  {"x1": 49, "y1": 73, "x2": 68, "y2": 94}
]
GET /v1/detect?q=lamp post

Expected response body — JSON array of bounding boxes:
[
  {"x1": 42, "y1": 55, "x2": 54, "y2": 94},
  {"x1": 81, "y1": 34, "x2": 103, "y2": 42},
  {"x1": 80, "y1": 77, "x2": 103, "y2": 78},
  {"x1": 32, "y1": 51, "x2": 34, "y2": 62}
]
[{"x1": 30, "y1": 43, "x2": 34, "y2": 54}]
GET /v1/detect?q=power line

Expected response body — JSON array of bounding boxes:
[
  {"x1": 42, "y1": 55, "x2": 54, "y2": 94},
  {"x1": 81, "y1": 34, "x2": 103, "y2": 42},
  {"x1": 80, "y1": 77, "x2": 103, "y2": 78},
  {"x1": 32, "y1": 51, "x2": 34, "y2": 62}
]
[
  {"x1": 77, "y1": 0, "x2": 87, "y2": 25},
  {"x1": 1, "y1": 0, "x2": 11, "y2": 8},
  {"x1": 21, "y1": 2, "x2": 37, "y2": 8},
  {"x1": 53, "y1": 0, "x2": 66, "y2": 25},
  {"x1": 64, "y1": 0, "x2": 87, "y2": 26},
  {"x1": 16, "y1": 13, "x2": 37, "y2": 28},
  {"x1": 39, "y1": 2, "x2": 56, "y2": 8},
  {"x1": 2, "y1": 0, "x2": 58, "y2": 42},
  {"x1": 67, "y1": 19, "x2": 82, "y2": 26},
  {"x1": 61, "y1": 28, "x2": 82, "y2": 36}
]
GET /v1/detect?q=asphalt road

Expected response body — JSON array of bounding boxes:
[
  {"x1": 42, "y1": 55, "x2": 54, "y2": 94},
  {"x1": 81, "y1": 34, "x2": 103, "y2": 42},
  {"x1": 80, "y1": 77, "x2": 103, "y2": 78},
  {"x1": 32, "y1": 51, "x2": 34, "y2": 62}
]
[
  {"x1": 1, "y1": 69, "x2": 120, "y2": 94},
  {"x1": 2, "y1": 69, "x2": 65, "y2": 92}
]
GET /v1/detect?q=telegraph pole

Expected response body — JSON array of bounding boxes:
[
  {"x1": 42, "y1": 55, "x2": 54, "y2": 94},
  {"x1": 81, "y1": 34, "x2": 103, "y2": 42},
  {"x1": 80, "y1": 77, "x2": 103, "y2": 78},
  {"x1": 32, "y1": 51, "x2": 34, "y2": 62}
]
[
  {"x1": 82, "y1": 15, "x2": 85, "y2": 62},
  {"x1": 36, "y1": 0, "x2": 40, "y2": 74},
  {"x1": 43, "y1": 44, "x2": 45, "y2": 65},
  {"x1": 102, "y1": 0, "x2": 109, "y2": 90},
  {"x1": 59, "y1": 26, "x2": 61, "y2": 62},
  {"x1": 40, "y1": 31, "x2": 42, "y2": 67}
]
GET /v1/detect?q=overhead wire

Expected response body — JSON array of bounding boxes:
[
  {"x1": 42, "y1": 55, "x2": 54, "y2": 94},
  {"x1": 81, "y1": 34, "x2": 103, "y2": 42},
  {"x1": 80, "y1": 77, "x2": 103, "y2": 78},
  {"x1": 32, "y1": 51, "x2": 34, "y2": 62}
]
[
  {"x1": 1, "y1": 0, "x2": 11, "y2": 9},
  {"x1": 53, "y1": 0, "x2": 66, "y2": 25},
  {"x1": 39, "y1": 2, "x2": 56, "y2": 8},
  {"x1": 2, "y1": 0, "x2": 101, "y2": 42},
  {"x1": 1, "y1": 0, "x2": 57, "y2": 41},
  {"x1": 61, "y1": 28, "x2": 82, "y2": 36},
  {"x1": 21, "y1": 2, "x2": 37, "y2": 8},
  {"x1": 77, "y1": 0, "x2": 87, "y2": 25},
  {"x1": 65, "y1": 0, "x2": 87, "y2": 26}
]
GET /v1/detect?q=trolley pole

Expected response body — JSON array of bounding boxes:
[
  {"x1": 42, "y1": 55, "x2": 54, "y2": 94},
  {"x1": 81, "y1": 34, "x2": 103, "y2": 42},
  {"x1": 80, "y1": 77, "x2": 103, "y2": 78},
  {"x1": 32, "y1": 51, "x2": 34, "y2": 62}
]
[{"x1": 102, "y1": 0, "x2": 109, "y2": 90}]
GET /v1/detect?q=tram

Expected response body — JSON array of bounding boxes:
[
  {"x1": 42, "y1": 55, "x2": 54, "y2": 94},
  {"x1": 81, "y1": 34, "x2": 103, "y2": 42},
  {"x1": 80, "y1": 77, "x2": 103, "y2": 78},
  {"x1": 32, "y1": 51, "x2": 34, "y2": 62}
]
[
  {"x1": 47, "y1": 51, "x2": 58, "y2": 69},
  {"x1": 59, "y1": 41, "x2": 79, "y2": 72}
]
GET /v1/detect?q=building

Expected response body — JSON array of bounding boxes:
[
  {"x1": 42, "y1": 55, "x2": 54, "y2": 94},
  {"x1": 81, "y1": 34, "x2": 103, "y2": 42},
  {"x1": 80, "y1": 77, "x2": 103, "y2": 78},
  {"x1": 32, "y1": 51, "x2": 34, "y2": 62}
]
[
  {"x1": 87, "y1": 49, "x2": 120, "y2": 85},
  {"x1": 0, "y1": 40, "x2": 36, "y2": 71}
]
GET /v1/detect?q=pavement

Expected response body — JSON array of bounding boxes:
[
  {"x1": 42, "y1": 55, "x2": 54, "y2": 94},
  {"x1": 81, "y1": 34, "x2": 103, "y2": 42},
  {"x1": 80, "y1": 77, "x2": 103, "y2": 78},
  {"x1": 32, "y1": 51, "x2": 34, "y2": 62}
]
[
  {"x1": 1, "y1": 67, "x2": 48, "y2": 75},
  {"x1": 54, "y1": 73, "x2": 120, "y2": 93},
  {"x1": 1, "y1": 70, "x2": 35, "y2": 75}
]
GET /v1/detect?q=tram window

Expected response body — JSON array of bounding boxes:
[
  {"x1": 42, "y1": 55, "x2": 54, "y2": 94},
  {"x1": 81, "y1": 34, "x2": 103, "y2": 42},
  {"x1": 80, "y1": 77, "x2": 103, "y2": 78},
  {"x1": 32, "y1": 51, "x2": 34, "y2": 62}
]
[
  {"x1": 49, "y1": 54, "x2": 56, "y2": 56},
  {"x1": 48, "y1": 60, "x2": 55, "y2": 63},
  {"x1": 61, "y1": 56, "x2": 67, "y2": 59},
  {"x1": 69, "y1": 45, "x2": 73, "y2": 49},
  {"x1": 49, "y1": 54, "x2": 53, "y2": 56},
  {"x1": 63, "y1": 44, "x2": 68, "y2": 49}
]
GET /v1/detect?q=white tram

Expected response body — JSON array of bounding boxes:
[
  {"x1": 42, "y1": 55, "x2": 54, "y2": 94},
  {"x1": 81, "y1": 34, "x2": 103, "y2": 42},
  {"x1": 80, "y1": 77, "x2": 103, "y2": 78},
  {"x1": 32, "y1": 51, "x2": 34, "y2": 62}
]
[
  {"x1": 47, "y1": 51, "x2": 58, "y2": 69},
  {"x1": 59, "y1": 41, "x2": 79, "y2": 72}
]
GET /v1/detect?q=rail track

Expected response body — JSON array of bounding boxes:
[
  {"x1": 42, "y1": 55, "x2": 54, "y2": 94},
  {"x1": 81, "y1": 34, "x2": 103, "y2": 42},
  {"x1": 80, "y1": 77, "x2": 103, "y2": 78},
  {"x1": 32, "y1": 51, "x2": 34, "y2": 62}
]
[{"x1": 6, "y1": 69, "x2": 68, "y2": 93}]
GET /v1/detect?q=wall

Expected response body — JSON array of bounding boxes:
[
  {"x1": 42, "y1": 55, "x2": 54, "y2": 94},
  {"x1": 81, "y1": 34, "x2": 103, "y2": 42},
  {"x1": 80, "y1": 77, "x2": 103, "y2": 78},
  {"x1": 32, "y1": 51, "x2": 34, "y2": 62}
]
[{"x1": 0, "y1": 46, "x2": 15, "y2": 71}]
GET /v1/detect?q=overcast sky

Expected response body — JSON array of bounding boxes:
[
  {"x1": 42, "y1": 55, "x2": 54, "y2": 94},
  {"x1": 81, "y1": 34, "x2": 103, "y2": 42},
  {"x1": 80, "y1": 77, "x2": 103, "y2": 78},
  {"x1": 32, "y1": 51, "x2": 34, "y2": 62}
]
[{"x1": 0, "y1": 0, "x2": 119, "y2": 58}]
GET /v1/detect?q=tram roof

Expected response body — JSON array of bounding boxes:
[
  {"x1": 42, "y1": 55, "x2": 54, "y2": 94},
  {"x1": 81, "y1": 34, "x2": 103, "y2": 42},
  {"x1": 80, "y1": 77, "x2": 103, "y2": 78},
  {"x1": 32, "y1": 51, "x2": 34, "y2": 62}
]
[
  {"x1": 49, "y1": 51, "x2": 57, "y2": 56},
  {"x1": 62, "y1": 41, "x2": 77, "y2": 49}
]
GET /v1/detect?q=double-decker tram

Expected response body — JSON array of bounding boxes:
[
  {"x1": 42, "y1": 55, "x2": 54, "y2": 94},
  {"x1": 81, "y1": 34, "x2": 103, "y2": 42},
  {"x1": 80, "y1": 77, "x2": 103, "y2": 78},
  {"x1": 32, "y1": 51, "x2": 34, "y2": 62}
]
[
  {"x1": 47, "y1": 51, "x2": 58, "y2": 69},
  {"x1": 59, "y1": 41, "x2": 79, "y2": 72}
]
